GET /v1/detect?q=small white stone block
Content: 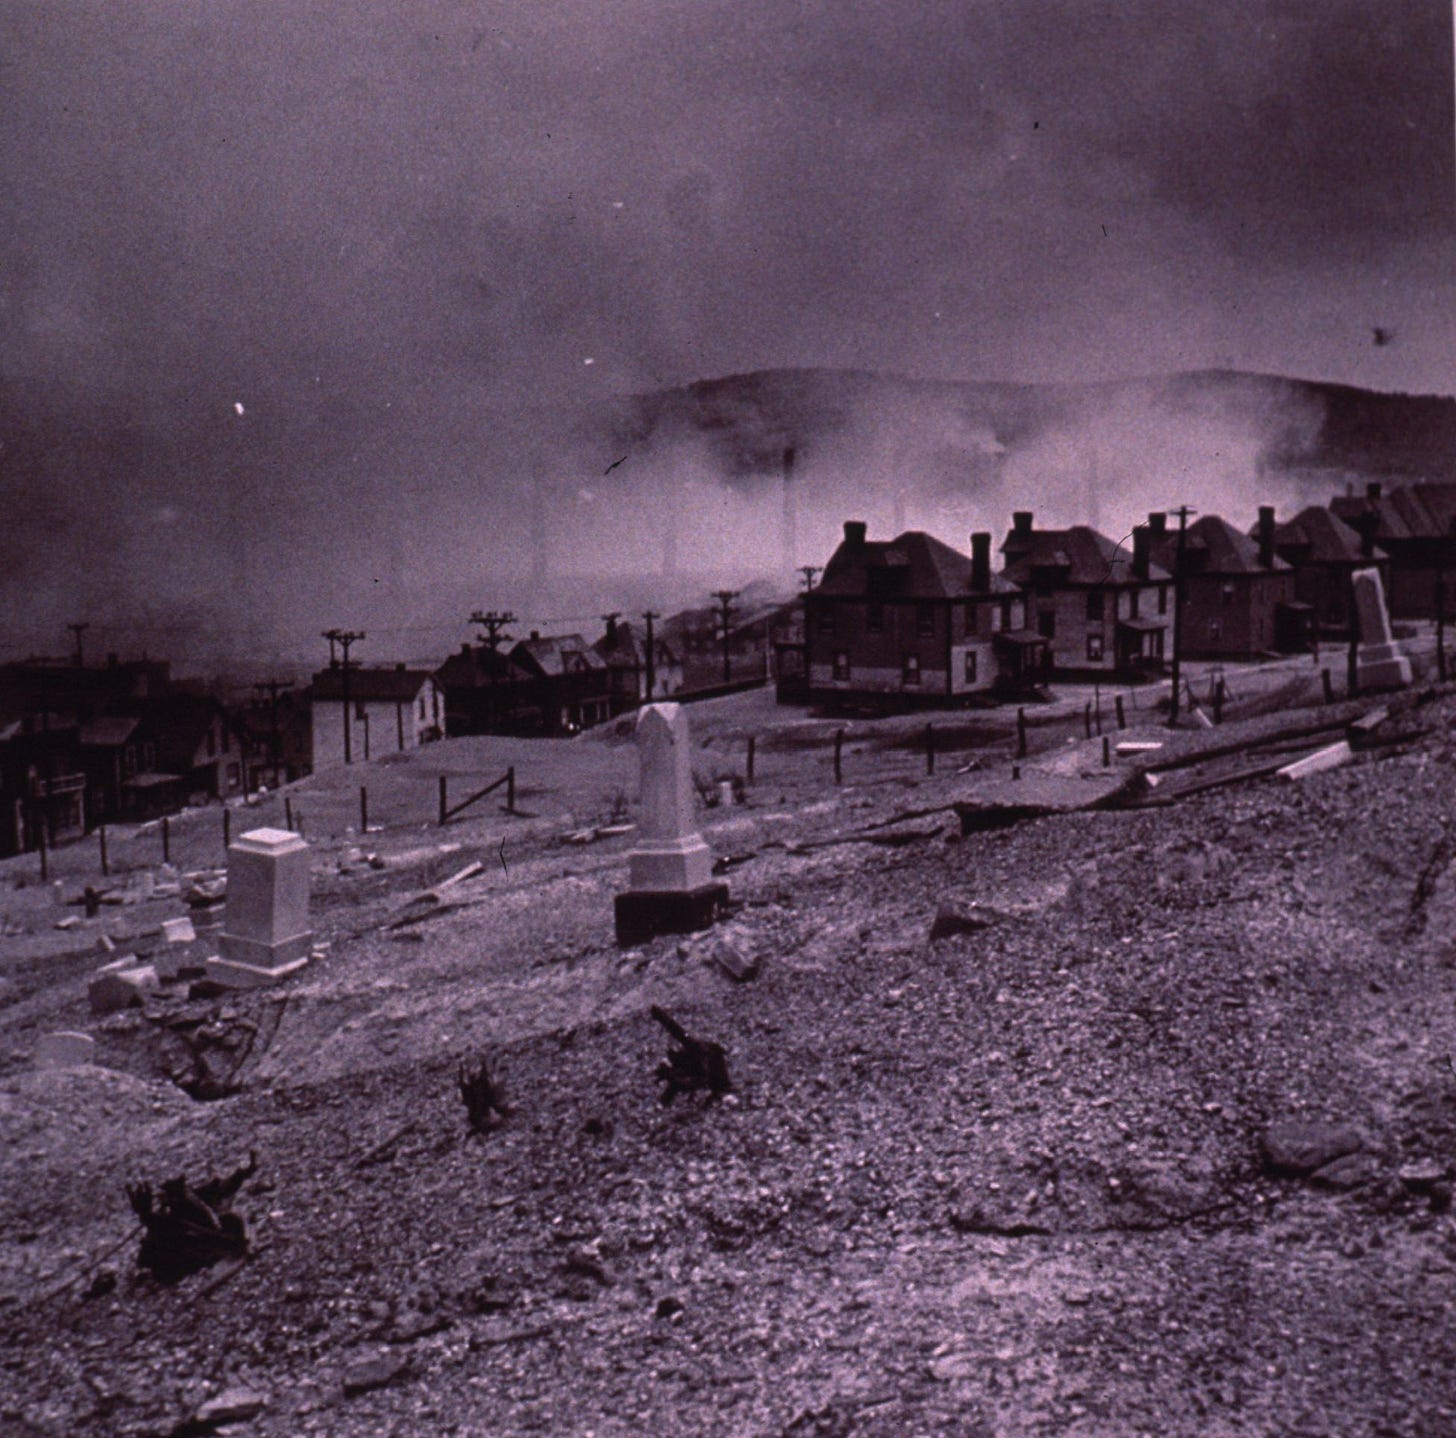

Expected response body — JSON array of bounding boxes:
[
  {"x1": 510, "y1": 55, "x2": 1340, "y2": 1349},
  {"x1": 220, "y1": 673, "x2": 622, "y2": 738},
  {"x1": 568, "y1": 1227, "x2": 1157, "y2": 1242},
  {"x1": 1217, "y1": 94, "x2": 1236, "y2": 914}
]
[
  {"x1": 1115, "y1": 741, "x2": 1164, "y2": 756},
  {"x1": 218, "y1": 827, "x2": 312, "y2": 971},
  {"x1": 36, "y1": 1031, "x2": 95, "y2": 1068},
  {"x1": 1278, "y1": 740, "x2": 1353, "y2": 782},
  {"x1": 162, "y1": 916, "x2": 196, "y2": 944},
  {"x1": 205, "y1": 952, "x2": 310, "y2": 989},
  {"x1": 88, "y1": 961, "x2": 159, "y2": 1014}
]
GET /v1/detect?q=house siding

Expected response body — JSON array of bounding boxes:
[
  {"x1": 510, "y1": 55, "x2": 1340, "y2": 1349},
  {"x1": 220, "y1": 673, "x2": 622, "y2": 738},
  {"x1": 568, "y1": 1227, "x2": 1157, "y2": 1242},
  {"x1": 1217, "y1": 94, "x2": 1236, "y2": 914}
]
[{"x1": 311, "y1": 678, "x2": 443, "y2": 770}]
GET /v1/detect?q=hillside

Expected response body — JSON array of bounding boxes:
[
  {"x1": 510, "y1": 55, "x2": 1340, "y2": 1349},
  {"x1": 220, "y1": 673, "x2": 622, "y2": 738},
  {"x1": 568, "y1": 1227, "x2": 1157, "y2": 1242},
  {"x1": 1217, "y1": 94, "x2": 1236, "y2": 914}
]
[{"x1": 3, "y1": 677, "x2": 1456, "y2": 1434}]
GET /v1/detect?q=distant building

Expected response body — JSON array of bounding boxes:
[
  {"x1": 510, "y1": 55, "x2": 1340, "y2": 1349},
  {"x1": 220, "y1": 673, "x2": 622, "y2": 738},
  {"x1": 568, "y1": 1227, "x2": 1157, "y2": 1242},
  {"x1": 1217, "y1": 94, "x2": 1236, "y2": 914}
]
[
  {"x1": 138, "y1": 694, "x2": 246, "y2": 801},
  {"x1": 803, "y1": 523, "x2": 1038, "y2": 708},
  {"x1": 1149, "y1": 511, "x2": 1306, "y2": 658},
  {"x1": 593, "y1": 617, "x2": 683, "y2": 713},
  {"x1": 999, "y1": 512, "x2": 1170, "y2": 679},
  {"x1": 507, "y1": 632, "x2": 612, "y2": 734},
  {"x1": 308, "y1": 664, "x2": 443, "y2": 769},
  {"x1": 233, "y1": 689, "x2": 312, "y2": 790},
  {"x1": 0, "y1": 709, "x2": 86, "y2": 857},
  {"x1": 433, "y1": 644, "x2": 534, "y2": 736},
  {"x1": 1264, "y1": 505, "x2": 1390, "y2": 634},
  {"x1": 1328, "y1": 481, "x2": 1456, "y2": 619}
]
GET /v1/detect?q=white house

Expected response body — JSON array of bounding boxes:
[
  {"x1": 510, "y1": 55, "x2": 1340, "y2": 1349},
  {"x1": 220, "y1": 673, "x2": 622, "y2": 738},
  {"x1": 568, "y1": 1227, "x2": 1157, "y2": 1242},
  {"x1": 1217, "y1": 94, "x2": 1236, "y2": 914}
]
[{"x1": 307, "y1": 664, "x2": 444, "y2": 769}]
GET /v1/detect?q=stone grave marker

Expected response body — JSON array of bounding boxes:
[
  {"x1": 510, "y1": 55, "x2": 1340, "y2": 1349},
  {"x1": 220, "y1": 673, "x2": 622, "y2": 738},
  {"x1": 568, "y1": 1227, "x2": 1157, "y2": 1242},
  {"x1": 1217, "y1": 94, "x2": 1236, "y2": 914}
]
[
  {"x1": 89, "y1": 959, "x2": 159, "y2": 1014},
  {"x1": 615, "y1": 703, "x2": 729, "y2": 945},
  {"x1": 1352, "y1": 567, "x2": 1412, "y2": 690},
  {"x1": 206, "y1": 828, "x2": 313, "y2": 988}
]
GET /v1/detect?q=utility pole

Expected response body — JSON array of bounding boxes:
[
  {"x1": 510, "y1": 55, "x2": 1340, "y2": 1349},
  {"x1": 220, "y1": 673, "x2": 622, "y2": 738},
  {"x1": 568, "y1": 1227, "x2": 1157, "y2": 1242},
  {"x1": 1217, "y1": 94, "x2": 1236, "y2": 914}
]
[
  {"x1": 254, "y1": 679, "x2": 290, "y2": 785},
  {"x1": 713, "y1": 589, "x2": 740, "y2": 687},
  {"x1": 798, "y1": 566, "x2": 821, "y2": 592},
  {"x1": 470, "y1": 610, "x2": 517, "y2": 731},
  {"x1": 1166, "y1": 505, "x2": 1196, "y2": 726},
  {"x1": 323, "y1": 630, "x2": 365, "y2": 763},
  {"x1": 642, "y1": 610, "x2": 660, "y2": 700},
  {"x1": 66, "y1": 622, "x2": 89, "y2": 668}
]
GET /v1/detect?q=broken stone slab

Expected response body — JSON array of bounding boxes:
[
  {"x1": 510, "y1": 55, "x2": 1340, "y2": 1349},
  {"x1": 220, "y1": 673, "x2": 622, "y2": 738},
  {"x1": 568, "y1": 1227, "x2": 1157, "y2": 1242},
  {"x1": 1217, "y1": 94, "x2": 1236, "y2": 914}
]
[
  {"x1": 1399, "y1": 1159, "x2": 1449, "y2": 1191},
  {"x1": 35, "y1": 1031, "x2": 95, "y2": 1068},
  {"x1": 161, "y1": 916, "x2": 196, "y2": 944},
  {"x1": 89, "y1": 961, "x2": 160, "y2": 1015},
  {"x1": 193, "y1": 1387, "x2": 267, "y2": 1426},
  {"x1": 1309, "y1": 1151, "x2": 1383, "y2": 1190},
  {"x1": 1277, "y1": 741, "x2": 1353, "y2": 782},
  {"x1": 1115, "y1": 741, "x2": 1163, "y2": 756},
  {"x1": 928, "y1": 901, "x2": 997, "y2": 942},
  {"x1": 694, "y1": 930, "x2": 760, "y2": 982},
  {"x1": 953, "y1": 772, "x2": 1133, "y2": 833},
  {"x1": 1261, "y1": 1119, "x2": 1364, "y2": 1177},
  {"x1": 341, "y1": 1353, "x2": 411, "y2": 1398}
]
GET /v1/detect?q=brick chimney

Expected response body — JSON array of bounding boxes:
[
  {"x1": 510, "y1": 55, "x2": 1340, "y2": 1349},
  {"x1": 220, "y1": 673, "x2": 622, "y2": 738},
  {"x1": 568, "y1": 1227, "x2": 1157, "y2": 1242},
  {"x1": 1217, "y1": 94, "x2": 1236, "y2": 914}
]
[
  {"x1": 1132, "y1": 524, "x2": 1150, "y2": 581},
  {"x1": 1012, "y1": 511, "x2": 1033, "y2": 536},
  {"x1": 970, "y1": 532, "x2": 991, "y2": 591},
  {"x1": 1148, "y1": 511, "x2": 1168, "y2": 536},
  {"x1": 1353, "y1": 511, "x2": 1378, "y2": 558},
  {"x1": 1257, "y1": 505, "x2": 1276, "y2": 569},
  {"x1": 843, "y1": 520, "x2": 867, "y2": 547}
]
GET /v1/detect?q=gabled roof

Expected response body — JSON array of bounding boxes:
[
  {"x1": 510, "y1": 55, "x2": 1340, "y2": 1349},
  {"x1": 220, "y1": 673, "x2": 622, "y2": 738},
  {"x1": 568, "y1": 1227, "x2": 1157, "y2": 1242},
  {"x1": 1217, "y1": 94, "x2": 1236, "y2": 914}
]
[
  {"x1": 80, "y1": 715, "x2": 144, "y2": 747},
  {"x1": 1268, "y1": 507, "x2": 1386, "y2": 564},
  {"x1": 1330, "y1": 484, "x2": 1456, "y2": 543},
  {"x1": 511, "y1": 634, "x2": 608, "y2": 677},
  {"x1": 593, "y1": 622, "x2": 678, "y2": 669},
  {"x1": 1152, "y1": 515, "x2": 1290, "y2": 576},
  {"x1": 817, "y1": 531, "x2": 1021, "y2": 599},
  {"x1": 1000, "y1": 525, "x2": 1171, "y2": 587},
  {"x1": 307, "y1": 667, "x2": 435, "y2": 702},
  {"x1": 434, "y1": 646, "x2": 530, "y2": 691}
]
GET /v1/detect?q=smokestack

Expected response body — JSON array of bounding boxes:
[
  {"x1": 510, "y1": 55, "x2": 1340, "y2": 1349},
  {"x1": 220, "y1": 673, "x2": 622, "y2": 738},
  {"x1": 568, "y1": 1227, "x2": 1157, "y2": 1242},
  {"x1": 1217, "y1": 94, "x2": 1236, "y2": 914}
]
[
  {"x1": 843, "y1": 520, "x2": 867, "y2": 547},
  {"x1": 605, "y1": 614, "x2": 618, "y2": 647},
  {"x1": 1354, "y1": 511, "x2": 1378, "y2": 558},
  {"x1": 970, "y1": 532, "x2": 991, "y2": 592},
  {"x1": 1148, "y1": 511, "x2": 1168, "y2": 536},
  {"x1": 1257, "y1": 506, "x2": 1276, "y2": 569},
  {"x1": 1132, "y1": 525, "x2": 1150, "y2": 581},
  {"x1": 1013, "y1": 511, "x2": 1033, "y2": 535},
  {"x1": 781, "y1": 445, "x2": 797, "y2": 580}
]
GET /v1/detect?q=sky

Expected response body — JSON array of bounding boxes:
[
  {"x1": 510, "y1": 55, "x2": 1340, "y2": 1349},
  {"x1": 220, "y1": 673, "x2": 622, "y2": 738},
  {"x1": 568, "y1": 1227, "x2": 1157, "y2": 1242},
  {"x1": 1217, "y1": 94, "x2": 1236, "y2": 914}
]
[{"x1": 1, "y1": 0, "x2": 1453, "y2": 664}]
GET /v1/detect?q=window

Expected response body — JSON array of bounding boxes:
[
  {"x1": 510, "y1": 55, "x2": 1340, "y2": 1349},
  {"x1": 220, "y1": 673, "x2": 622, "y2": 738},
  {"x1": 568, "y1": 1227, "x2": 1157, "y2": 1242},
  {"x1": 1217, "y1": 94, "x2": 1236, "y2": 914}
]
[
  {"x1": 1129, "y1": 588, "x2": 1140, "y2": 619},
  {"x1": 1008, "y1": 599, "x2": 1023, "y2": 629},
  {"x1": 902, "y1": 653, "x2": 921, "y2": 686},
  {"x1": 1210, "y1": 619, "x2": 1222, "y2": 639},
  {"x1": 1221, "y1": 582, "x2": 1236, "y2": 607},
  {"x1": 417, "y1": 696, "x2": 426, "y2": 719},
  {"x1": 1087, "y1": 633, "x2": 1105, "y2": 662},
  {"x1": 963, "y1": 650, "x2": 978, "y2": 684},
  {"x1": 1037, "y1": 609, "x2": 1056, "y2": 639},
  {"x1": 832, "y1": 651, "x2": 850, "y2": 681},
  {"x1": 987, "y1": 602, "x2": 1001, "y2": 632},
  {"x1": 1086, "y1": 590, "x2": 1104, "y2": 621},
  {"x1": 432, "y1": 690, "x2": 440, "y2": 721},
  {"x1": 818, "y1": 607, "x2": 835, "y2": 635},
  {"x1": 867, "y1": 603, "x2": 884, "y2": 634},
  {"x1": 916, "y1": 603, "x2": 936, "y2": 637},
  {"x1": 1158, "y1": 585, "x2": 1168, "y2": 615}
]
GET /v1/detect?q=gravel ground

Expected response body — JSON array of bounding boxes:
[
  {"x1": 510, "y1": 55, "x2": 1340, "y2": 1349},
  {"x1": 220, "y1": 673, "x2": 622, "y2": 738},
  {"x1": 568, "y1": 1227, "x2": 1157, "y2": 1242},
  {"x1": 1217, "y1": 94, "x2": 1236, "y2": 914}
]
[{"x1": 3, "y1": 686, "x2": 1456, "y2": 1436}]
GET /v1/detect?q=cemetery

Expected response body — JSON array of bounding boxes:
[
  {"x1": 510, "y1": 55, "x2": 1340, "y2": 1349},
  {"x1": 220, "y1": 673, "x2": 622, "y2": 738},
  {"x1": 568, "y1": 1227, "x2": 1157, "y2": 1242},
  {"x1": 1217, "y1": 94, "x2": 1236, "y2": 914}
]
[{"x1": 2, "y1": 619, "x2": 1456, "y2": 1435}]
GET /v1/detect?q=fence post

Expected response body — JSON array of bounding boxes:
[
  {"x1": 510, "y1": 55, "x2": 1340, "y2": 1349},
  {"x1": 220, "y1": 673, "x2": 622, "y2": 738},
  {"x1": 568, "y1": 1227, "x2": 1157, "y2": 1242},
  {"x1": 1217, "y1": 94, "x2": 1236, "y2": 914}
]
[
  {"x1": 1102, "y1": 734, "x2": 1111, "y2": 767},
  {"x1": 1321, "y1": 668, "x2": 1333, "y2": 704},
  {"x1": 1115, "y1": 695, "x2": 1126, "y2": 730},
  {"x1": 925, "y1": 722, "x2": 935, "y2": 776},
  {"x1": 222, "y1": 807, "x2": 231, "y2": 850},
  {"x1": 439, "y1": 775, "x2": 448, "y2": 826},
  {"x1": 36, "y1": 802, "x2": 48, "y2": 882},
  {"x1": 162, "y1": 815, "x2": 171, "y2": 864},
  {"x1": 1083, "y1": 702, "x2": 1092, "y2": 739},
  {"x1": 1094, "y1": 683, "x2": 1102, "y2": 735},
  {"x1": 833, "y1": 729, "x2": 844, "y2": 784},
  {"x1": 1012, "y1": 763, "x2": 1021, "y2": 781},
  {"x1": 99, "y1": 822, "x2": 109, "y2": 877},
  {"x1": 746, "y1": 736, "x2": 756, "y2": 785},
  {"x1": 506, "y1": 766, "x2": 516, "y2": 814},
  {"x1": 360, "y1": 786, "x2": 369, "y2": 834},
  {"x1": 284, "y1": 795, "x2": 293, "y2": 831},
  {"x1": 1213, "y1": 678, "x2": 1225, "y2": 725},
  {"x1": 1016, "y1": 707, "x2": 1028, "y2": 758}
]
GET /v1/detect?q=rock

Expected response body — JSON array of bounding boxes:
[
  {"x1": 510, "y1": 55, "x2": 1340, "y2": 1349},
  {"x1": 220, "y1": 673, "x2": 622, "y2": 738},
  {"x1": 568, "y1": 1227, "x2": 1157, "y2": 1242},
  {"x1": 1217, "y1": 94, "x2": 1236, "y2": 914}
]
[
  {"x1": 162, "y1": 916, "x2": 196, "y2": 944},
  {"x1": 704, "y1": 934, "x2": 760, "y2": 982},
  {"x1": 35, "y1": 1031, "x2": 95, "y2": 1068},
  {"x1": 1398, "y1": 1159, "x2": 1448, "y2": 1191},
  {"x1": 1309, "y1": 1152, "x2": 1382, "y2": 1190},
  {"x1": 88, "y1": 962, "x2": 159, "y2": 1015},
  {"x1": 342, "y1": 1353, "x2": 410, "y2": 1398},
  {"x1": 928, "y1": 901, "x2": 995, "y2": 942},
  {"x1": 1262, "y1": 1119, "x2": 1365, "y2": 1177},
  {"x1": 195, "y1": 1386, "x2": 267, "y2": 1425}
]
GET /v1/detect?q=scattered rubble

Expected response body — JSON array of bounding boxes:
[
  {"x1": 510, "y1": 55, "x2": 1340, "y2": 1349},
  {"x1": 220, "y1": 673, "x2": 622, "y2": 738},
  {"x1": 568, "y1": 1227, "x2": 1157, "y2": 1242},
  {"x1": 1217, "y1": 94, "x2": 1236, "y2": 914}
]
[
  {"x1": 127, "y1": 1152, "x2": 258, "y2": 1282},
  {"x1": 650, "y1": 1006, "x2": 731, "y2": 1103}
]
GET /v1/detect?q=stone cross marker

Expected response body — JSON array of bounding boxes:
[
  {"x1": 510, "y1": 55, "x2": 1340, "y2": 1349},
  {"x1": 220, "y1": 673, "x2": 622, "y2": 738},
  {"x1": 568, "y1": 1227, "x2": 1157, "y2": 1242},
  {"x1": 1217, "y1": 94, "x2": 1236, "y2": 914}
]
[
  {"x1": 615, "y1": 703, "x2": 729, "y2": 945},
  {"x1": 208, "y1": 827, "x2": 314, "y2": 988},
  {"x1": 1352, "y1": 567, "x2": 1412, "y2": 691}
]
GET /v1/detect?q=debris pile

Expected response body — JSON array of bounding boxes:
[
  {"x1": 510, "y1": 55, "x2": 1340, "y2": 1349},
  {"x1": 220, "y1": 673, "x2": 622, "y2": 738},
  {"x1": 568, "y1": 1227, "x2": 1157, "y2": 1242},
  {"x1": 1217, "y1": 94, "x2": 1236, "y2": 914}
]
[{"x1": 126, "y1": 1152, "x2": 258, "y2": 1282}]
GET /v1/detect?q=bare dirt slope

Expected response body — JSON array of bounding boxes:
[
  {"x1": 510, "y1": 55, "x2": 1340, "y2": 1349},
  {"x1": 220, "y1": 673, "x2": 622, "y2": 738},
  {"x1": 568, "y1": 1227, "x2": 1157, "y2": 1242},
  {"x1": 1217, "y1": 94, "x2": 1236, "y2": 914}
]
[{"x1": 3, "y1": 695, "x2": 1456, "y2": 1436}]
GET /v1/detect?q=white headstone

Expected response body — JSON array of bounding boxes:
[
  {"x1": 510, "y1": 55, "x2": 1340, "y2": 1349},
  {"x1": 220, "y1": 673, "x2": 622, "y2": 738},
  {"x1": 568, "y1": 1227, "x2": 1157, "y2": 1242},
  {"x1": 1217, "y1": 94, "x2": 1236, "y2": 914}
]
[
  {"x1": 36, "y1": 1031, "x2": 95, "y2": 1068},
  {"x1": 1352, "y1": 567, "x2": 1411, "y2": 690},
  {"x1": 88, "y1": 961, "x2": 159, "y2": 1014},
  {"x1": 627, "y1": 704, "x2": 713, "y2": 892},
  {"x1": 208, "y1": 827, "x2": 313, "y2": 987}
]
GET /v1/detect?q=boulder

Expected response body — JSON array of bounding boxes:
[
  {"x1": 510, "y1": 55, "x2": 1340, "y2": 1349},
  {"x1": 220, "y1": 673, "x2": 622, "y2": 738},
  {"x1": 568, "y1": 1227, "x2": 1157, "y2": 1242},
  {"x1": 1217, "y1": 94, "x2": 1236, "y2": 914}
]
[{"x1": 1262, "y1": 1119, "x2": 1364, "y2": 1177}]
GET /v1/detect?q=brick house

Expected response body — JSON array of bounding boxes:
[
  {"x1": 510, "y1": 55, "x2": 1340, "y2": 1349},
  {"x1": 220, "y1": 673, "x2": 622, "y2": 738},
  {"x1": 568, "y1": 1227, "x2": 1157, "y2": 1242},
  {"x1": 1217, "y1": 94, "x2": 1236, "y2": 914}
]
[
  {"x1": 507, "y1": 633, "x2": 612, "y2": 734},
  {"x1": 803, "y1": 523, "x2": 1037, "y2": 708},
  {"x1": 1329, "y1": 481, "x2": 1456, "y2": 619},
  {"x1": 433, "y1": 644, "x2": 535, "y2": 736},
  {"x1": 1264, "y1": 505, "x2": 1390, "y2": 634},
  {"x1": 999, "y1": 512, "x2": 1170, "y2": 679},
  {"x1": 1148, "y1": 511, "x2": 1305, "y2": 659},
  {"x1": 309, "y1": 665, "x2": 444, "y2": 769}
]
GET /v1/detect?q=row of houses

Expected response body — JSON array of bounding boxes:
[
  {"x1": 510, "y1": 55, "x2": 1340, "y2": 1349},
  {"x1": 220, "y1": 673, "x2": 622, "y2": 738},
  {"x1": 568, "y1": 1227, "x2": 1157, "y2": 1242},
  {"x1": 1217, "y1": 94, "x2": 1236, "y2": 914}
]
[{"x1": 787, "y1": 494, "x2": 1412, "y2": 709}]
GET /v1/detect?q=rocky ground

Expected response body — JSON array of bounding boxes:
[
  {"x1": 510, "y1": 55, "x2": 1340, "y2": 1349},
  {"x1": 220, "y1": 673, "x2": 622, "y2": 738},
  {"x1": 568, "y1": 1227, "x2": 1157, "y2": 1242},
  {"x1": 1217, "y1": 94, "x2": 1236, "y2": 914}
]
[{"x1": 3, "y1": 680, "x2": 1456, "y2": 1436}]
